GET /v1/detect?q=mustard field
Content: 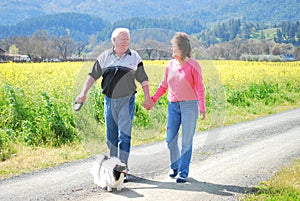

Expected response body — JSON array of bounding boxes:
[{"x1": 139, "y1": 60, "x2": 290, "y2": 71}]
[{"x1": 1, "y1": 60, "x2": 300, "y2": 160}]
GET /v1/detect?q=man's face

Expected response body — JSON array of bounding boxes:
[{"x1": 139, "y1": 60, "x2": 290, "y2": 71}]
[{"x1": 114, "y1": 32, "x2": 130, "y2": 53}]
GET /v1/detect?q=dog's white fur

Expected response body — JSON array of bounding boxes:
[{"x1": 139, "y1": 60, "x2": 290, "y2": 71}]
[{"x1": 91, "y1": 155, "x2": 126, "y2": 192}]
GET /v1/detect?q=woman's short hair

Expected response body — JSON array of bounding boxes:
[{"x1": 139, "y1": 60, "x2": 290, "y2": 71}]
[
  {"x1": 171, "y1": 32, "x2": 192, "y2": 58},
  {"x1": 111, "y1": 28, "x2": 130, "y2": 46}
]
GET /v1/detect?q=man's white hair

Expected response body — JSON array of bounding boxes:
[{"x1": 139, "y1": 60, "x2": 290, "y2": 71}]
[{"x1": 111, "y1": 28, "x2": 130, "y2": 45}]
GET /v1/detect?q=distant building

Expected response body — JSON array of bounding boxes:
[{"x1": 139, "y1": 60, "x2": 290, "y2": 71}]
[
  {"x1": 13, "y1": 54, "x2": 31, "y2": 62},
  {"x1": 0, "y1": 48, "x2": 9, "y2": 62},
  {"x1": 0, "y1": 47, "x2": 31, "y2": 62}
]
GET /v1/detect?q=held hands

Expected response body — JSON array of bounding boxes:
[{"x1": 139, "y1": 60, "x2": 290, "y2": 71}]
[
  {"x1": 143, "y1": 97, "x2": 155, "y2": 110},
  {"x1": 200, "y1": 111, "x2": 206, "y2": 120}
]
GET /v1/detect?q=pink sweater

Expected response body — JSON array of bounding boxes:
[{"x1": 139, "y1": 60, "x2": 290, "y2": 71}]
[{"x1": 152, "y1": 58, "x2": 206, "y2": 112}]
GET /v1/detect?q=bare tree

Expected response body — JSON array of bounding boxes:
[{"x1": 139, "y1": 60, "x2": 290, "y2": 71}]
[
  {"x1": 31, "y1": 30, "x2": 52, "y2": 61},
  {"x1": 52, "y1": 29, "x2": 74, "y2": 60},
  {"x1": 16, "y1": 36, "x2": 35, "y2": 59},
  {"x1": 74, "y1": 41, "x2": 86, "y2": 58}
]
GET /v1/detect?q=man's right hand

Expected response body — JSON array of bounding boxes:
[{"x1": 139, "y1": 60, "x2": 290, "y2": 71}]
[
  {"x1": 75, "y1": 94, "x2": 86, "y2": 104},
  {"x1": 74, "y1": 94, "x2": 86, "y2": 111}
]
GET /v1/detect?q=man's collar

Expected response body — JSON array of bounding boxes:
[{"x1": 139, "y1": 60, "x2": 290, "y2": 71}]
[{"x1": 110, "y1": 47, "x2": 132, "y2": 56}]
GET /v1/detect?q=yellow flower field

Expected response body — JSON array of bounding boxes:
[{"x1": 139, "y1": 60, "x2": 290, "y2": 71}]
[
  {"x1": 1, "y1": 60, "x2": 299, "y2": 97},
  {"x1": 0, "y1": 60, "x2": 299, "y2": 177},
  {"x1": 0, "y1": 60, "x2": 299, "y2": 152},
  {"x1": 0, "y1": 61, "x2": 83, "y2": 99},
  {"x1": 212, "y1": 60, "x2": 300, "y2": 89}
]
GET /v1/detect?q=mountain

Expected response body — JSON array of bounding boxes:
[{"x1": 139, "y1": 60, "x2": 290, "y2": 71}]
[
  {"x1": 0, "y1": 0, "x2": 299, "y2": 49},
  {"x1": 0, "y1": 13, "x2": 106, "y2": 42},
  {"x1": 0, "y1": 13, "x2": 206, "y2": 43},
  {"x1": 1, "y1": 0, "x2": 299, "y2": 26}
]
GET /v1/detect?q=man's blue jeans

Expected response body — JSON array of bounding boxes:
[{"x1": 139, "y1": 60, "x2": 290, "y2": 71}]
[
  {"x1": 104, "y1": 94, "x2": 135, "y2": 165},
  {"x1": 166, "y1": 100, "x2": 199, "y2": 178}
]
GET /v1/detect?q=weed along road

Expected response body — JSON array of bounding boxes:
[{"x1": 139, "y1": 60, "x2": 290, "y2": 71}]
[{"x1": 1, "y1": 108, "x2": 300, "y2": 201}]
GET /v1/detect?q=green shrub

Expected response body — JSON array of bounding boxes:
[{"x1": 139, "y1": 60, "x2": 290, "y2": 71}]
[
  {"x1": 40, "y1": 92, "x2": 78, "y2": 146},
  {"x1": 1, "y1": 83, "x2": 79, "y2": 147},
  {"x1": 227, "y1": 81, "x2": 295, "y2": 107},
  {"x1": 0, "y1": 129, "x2": 17, "y2": 161},
  {"x1": 91, "y1": 87, "x2": 105, "y2": 124}
]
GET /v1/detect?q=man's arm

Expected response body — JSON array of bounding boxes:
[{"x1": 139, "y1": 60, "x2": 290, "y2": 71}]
[
  {"x1": 141, "y1": 80, "x2": 154, "y2": 110},
  {"x1": 76, "y1": 75, "x2": 96, "y2": 103}
]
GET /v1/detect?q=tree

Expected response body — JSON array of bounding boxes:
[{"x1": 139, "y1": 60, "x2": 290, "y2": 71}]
[
  {"x1": 260, "y1": 30, "x2": 265, "y2": 39},
  {"x1": 54, "y1": 35, "x2": 73, "y2": 60},
  {"x1": 294, "y1": 46, "x2": 300, "y2": 60},
  {"x1": 16, "y1": 36, "x2": 34, "y2": 59},
  {"x1": 9, "y1": 44, "x2": 19, "y2": 55},
  {"x1": 31, "y1": 30, "x2": 52, "y2": 61},
  {"x1": 0, "y1": 38, "x2": 10, "y2": 51},
  {"x1": 275, "y1": 29, "x2": 283, "y2": 43},
  {"x1": 271, "y1": 44, "x2": 281, "y2": 55},
  {"x1": 74, "y1": 41, "x2": 86, "y2": 58},
  {"x1": 241, "y1": 24, "x2": 251, "y2": 39}
]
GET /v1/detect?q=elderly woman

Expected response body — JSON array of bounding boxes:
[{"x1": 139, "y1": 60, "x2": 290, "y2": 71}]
[{"x1": 147, "y1": 32, "x2": 206, "y2": 183}]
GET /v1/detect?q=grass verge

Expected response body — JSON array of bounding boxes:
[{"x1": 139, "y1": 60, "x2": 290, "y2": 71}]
[
  {"x1": 243, "y1": 159, "x2": 300, "y2": 201},
  {"x1": 0, "y1": 144, "x2": 90, "y2": 179}
]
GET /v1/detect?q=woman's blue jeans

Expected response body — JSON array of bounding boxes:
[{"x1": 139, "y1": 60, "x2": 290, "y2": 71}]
[
  {"x1": 166, "y1": 100, "x2": 199, "y2": 178},
  {"x1": 104, "y1": 94, "x2": 135, "y2": 166}
]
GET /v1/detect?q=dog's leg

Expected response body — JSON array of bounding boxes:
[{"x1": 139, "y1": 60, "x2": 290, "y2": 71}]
[
  {"x1": 107, "y1": 186, "x2": 112, "y2": 192},
  {"x1": 116, "y1": 184, "x2": 122, "y2": 191}
]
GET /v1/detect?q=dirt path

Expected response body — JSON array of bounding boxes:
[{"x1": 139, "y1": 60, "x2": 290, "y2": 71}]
[{"x1": 1, "y1": 108, "x2": 300, "y2": 201}]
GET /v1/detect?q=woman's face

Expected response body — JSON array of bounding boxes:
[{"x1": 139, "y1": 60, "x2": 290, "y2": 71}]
[{"x1": 171, "y1": 43, "x2": 181, "y2": 58}]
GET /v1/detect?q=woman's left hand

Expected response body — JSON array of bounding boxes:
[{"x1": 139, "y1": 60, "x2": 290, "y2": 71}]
[{"x1": 200, "y1": 111, "x2": 206, "y2": 120}]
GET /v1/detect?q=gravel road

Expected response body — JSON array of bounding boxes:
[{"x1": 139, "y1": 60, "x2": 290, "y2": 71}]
[{"x1": 1, "y1": 108, "x2": 300, "y2": 201}]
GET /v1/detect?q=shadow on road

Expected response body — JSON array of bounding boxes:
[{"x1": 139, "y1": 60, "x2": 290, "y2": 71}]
[{"x1": 113, "y1": 175, "x2": 255, "y2": 199}]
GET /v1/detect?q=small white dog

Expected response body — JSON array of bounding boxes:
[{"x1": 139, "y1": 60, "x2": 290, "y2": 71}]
[{"x1": 91, "y1": 155, "x2": 127, "y2": 192}]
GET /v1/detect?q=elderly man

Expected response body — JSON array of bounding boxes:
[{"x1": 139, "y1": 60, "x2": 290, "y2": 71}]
[{"x1": 76, "y1": 28, "x2": 151, "y2": 178}]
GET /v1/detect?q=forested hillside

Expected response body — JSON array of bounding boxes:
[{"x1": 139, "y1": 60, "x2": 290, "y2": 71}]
[
  {"x1": 1, "y1": 0, "x2": 299, "y2": 25},
  {"x1": 1, "y1": 0, "x2": 299, "y2": 43},
  {"x1": 1, "y1": 13, "x2": 299, "y2": 46},
  {"x1": 0, "y1": 13, "x2": 106, "y2": 43},
  {"x1": 0, "y1": 0, "x2": 299, "y2": 61}
]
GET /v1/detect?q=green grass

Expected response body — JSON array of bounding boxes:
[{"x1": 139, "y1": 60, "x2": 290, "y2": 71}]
[
  {"x1": 243, "y1": 160, "x2": 300, "y2": 201},
  {"x1": 251, "y1": 28, "x2": 277, "y2": 40}
]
